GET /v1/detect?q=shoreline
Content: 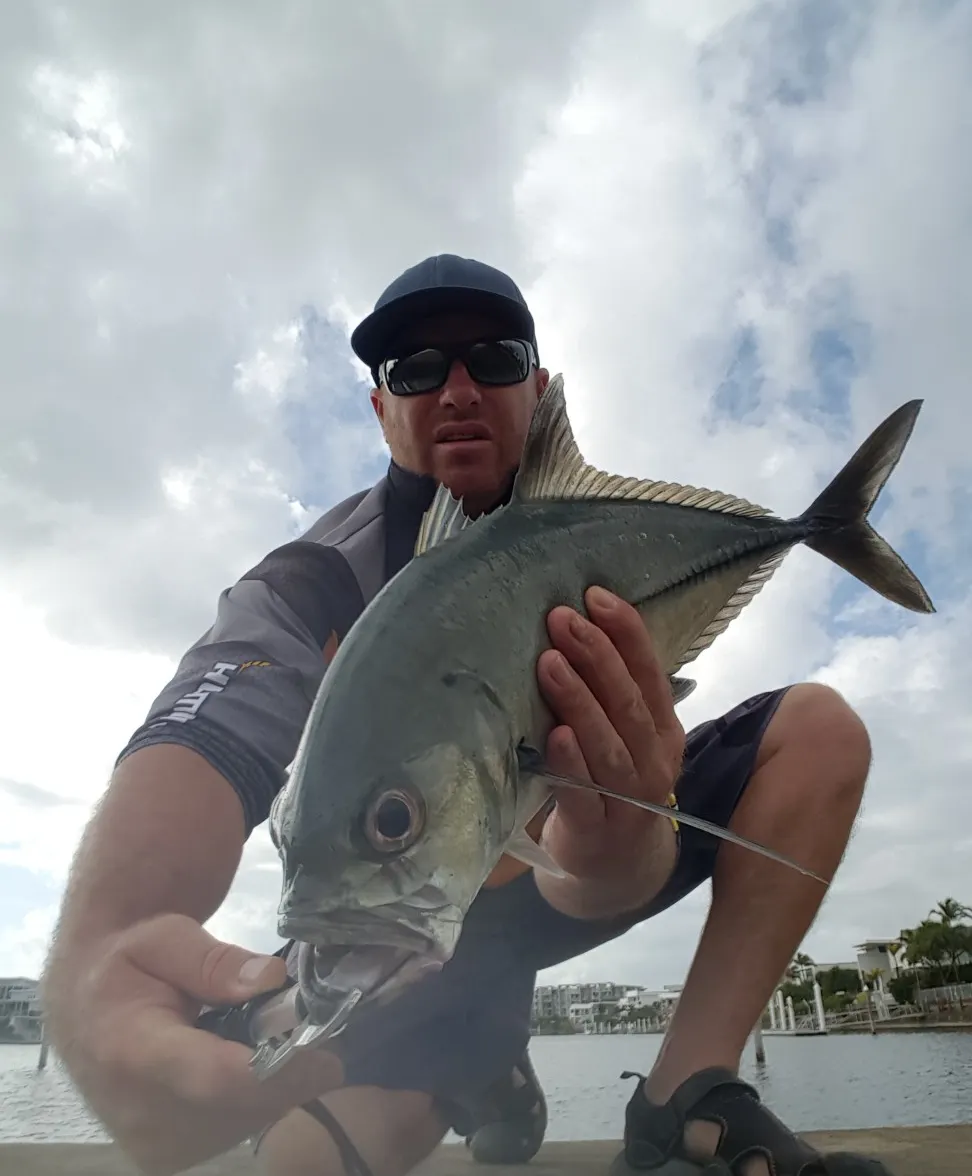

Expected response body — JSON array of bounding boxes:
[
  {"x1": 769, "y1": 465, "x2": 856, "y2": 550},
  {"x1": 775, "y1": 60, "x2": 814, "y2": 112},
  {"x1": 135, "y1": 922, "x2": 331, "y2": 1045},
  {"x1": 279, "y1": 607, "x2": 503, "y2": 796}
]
[
  {"x1": 529, "y1": 1022, "x2": 972, "y2": 1037},
  {"x1": 1, "y1": 1125, "x2": 970, "y2": 1175}
]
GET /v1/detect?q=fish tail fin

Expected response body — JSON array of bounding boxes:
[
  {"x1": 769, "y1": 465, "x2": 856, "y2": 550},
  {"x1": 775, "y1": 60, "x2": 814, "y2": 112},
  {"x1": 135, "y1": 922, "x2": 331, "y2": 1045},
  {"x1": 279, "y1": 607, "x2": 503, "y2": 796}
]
[{"x1": 801, "y1": 400, "x2": 935, "y2": 614}]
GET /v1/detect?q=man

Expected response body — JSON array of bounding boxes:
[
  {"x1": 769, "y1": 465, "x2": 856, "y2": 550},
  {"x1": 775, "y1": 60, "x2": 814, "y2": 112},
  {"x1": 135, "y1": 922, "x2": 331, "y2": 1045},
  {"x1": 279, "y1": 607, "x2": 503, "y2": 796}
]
[{"x1": 41, "y1": 255, "x2": 892, "y2": 1176}]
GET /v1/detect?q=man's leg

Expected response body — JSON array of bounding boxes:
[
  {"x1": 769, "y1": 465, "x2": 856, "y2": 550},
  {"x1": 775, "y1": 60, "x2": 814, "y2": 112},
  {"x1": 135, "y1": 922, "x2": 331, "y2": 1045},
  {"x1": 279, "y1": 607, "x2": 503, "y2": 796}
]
[
  {"x1": 648, "y1": 682, "x2": 869, "y2": 1100},
  {"x1": 613, "y1": 681, "x2": 893, "y2": 1175},
  {"x1": 256, "y1": 1087, "x2": 447, "y2": 1176}
]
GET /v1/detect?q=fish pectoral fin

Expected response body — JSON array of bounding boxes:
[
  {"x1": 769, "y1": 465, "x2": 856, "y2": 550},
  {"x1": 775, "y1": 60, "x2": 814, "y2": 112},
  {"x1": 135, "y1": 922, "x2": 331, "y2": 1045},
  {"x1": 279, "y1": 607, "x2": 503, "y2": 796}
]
[
  {"x1": 533, "y1": 767, "x2": 828, "y2": 885},
  {"x1": 505, "y1": 829, "x2": 568, "y2": 878},
  {"x1": 670, "y1": 676, "x2": 697, "y2": 703}
]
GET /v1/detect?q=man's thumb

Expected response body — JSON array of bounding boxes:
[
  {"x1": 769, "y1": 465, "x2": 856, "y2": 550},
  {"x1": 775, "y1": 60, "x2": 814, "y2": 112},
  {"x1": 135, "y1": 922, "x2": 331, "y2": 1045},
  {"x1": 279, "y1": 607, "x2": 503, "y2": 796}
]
[{"x1": 121, "y1": 913, "x2": 288, "y2": 1005}]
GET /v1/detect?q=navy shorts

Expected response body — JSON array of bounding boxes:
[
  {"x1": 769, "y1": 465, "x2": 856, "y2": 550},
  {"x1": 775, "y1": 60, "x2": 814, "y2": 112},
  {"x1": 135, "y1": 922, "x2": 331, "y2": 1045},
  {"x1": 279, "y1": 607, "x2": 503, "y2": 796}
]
[{"x1": 294, "y1": 687, "x2": 790, "y2": 1122}]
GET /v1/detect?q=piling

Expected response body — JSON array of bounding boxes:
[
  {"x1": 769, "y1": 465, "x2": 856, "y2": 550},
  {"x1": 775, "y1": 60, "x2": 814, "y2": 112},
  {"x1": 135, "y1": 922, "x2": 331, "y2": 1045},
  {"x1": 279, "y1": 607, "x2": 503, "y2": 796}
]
[
  {"x1": 36, "y1": 1022, "x2": 49, "y2": 1072},
  {"x1": 752, "y1": 1022, "x2": 766, "y2": 1063}
]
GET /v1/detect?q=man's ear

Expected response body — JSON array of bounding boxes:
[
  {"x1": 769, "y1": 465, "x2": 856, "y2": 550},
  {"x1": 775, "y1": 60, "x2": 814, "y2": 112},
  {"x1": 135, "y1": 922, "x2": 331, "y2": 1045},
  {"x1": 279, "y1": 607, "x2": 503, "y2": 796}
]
[
  {"x1": 535, "y1": 368, "x2": 550, "y2": 399},
  {"x1": 370, "y1": 386, "x2": 386, "y2": 425}
]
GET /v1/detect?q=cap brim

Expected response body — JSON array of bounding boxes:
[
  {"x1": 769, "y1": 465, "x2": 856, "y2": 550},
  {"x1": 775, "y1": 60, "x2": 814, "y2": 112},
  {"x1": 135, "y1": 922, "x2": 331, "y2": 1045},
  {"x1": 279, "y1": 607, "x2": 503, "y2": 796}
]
[{"x1": 350, "y1": 286, "x2": 536, "y2": 368}]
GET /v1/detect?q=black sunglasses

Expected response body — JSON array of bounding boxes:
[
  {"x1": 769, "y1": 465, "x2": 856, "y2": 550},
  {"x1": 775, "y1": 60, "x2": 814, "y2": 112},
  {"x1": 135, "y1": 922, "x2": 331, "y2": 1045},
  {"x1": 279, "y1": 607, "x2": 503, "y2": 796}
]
[{"x1": 378, "y1": 338, "x2": 537, "y2": 397}]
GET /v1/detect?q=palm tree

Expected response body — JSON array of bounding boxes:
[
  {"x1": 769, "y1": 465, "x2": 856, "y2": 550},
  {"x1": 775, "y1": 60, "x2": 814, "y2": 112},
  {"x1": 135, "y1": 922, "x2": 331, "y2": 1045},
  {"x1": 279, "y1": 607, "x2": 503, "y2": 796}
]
[
  {"x1": 785, "y1": 952, "x2": 815, "y2": 983},
  {"x1": 863, "y1": 966, "x2": 884, "y2": 991},
  {"x1": 927, "y1": 899, "x2": 972, "y2": 994},
  {"x1": 929, "y1": 898, "x2": 972, "y2": 926}
]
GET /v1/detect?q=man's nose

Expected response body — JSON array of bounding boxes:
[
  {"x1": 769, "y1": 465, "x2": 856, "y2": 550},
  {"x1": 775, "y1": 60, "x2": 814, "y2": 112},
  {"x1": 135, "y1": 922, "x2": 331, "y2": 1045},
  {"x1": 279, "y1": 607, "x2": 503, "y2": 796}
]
[{"x1": 438, "y1": 361, "x2": 483, "y2": 410}]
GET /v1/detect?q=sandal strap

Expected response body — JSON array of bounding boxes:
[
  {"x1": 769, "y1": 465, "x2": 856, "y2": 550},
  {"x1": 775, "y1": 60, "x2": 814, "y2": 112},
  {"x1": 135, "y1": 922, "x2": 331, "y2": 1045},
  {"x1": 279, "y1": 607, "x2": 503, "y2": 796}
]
[{"x1": 618, "y1": 1069, "x2": 894, "y2": 1175}]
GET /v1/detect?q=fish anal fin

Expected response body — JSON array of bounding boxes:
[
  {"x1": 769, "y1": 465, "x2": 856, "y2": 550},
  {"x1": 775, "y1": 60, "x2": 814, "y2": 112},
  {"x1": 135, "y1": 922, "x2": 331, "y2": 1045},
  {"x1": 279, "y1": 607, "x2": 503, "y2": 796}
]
[{"x1": 650, "y1": 548, "x2": 789, "y2": 676}]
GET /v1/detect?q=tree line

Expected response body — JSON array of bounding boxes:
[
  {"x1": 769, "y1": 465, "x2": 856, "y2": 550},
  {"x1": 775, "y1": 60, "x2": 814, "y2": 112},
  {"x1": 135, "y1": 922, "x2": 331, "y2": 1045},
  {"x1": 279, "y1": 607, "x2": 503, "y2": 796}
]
[
  {"x1": 890, "y1": 897, "x2": 972, "y2": 1002},
  {"x1": 530, "y1": 899, "x2": 972, "y2": 1034},
  {"x1": 782, "y1": 897, "x2": 972, "y2": 1012}
]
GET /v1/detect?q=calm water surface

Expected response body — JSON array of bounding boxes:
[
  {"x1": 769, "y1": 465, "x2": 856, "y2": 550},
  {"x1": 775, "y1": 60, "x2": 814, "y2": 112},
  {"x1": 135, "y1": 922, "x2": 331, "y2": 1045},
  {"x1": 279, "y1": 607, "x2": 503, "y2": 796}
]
[{"x1": 1, "y1": 1032, "x2": 970, "y2": 1143}]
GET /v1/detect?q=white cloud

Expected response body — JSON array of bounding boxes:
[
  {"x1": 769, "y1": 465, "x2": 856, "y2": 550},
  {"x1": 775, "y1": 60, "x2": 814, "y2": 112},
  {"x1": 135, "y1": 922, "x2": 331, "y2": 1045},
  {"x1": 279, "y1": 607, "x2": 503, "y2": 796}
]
[{"x1": 1, "y1": 0, "x2": 970, "y2": 1034}]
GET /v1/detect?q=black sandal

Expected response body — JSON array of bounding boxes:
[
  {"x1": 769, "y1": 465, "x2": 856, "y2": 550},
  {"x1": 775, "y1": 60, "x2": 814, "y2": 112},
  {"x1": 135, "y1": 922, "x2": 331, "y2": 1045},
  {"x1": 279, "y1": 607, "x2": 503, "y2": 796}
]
[
  {"x1": 445, "y1": 1048, "x2": 548, "y2": 1165},
  {"x1": 608, "y1": 1068, "x2": 897, "y2": 1175}
]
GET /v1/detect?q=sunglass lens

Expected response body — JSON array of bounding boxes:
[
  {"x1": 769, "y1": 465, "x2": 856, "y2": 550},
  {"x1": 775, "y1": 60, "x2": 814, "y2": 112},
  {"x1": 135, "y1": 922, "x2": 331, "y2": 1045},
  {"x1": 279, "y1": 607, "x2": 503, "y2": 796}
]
[
  {"x1": 385, "y1": 339, "x2": 532, "y2": 395},
  {"x1": 389, "y1": 348, "x2": 449, "y2": 395},
  {"x1": 467, "y1": 340, "x2": 530, "y2": 385}
]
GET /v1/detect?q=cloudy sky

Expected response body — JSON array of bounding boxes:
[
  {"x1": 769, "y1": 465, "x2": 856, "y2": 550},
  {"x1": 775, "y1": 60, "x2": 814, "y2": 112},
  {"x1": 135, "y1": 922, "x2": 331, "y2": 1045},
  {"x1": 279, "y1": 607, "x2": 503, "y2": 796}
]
[{"x1": 1, "y1": 1, "x2": 970, "y2": 999}]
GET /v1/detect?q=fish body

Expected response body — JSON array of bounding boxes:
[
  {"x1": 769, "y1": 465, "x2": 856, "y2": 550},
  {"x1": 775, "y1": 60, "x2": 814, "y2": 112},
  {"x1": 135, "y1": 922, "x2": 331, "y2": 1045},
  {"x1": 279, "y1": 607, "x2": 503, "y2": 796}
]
[{"x1": 269, "y1": 374, "x2": 933, "y2": 1023}]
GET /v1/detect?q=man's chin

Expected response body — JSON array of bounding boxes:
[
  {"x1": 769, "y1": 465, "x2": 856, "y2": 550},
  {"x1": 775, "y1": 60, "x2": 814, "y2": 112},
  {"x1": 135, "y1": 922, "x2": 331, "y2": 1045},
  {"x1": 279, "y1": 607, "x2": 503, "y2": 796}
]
[{"x1": 433, "y1": 459, "x2": 506, "y2": 513}]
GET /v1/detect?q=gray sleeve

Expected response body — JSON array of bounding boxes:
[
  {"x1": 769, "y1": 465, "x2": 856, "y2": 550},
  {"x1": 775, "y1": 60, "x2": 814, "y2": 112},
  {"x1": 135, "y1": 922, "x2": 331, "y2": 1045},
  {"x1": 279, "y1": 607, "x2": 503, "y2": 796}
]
[{"x1": 116, "y1": 540, "x2": 365, "y2": 835}]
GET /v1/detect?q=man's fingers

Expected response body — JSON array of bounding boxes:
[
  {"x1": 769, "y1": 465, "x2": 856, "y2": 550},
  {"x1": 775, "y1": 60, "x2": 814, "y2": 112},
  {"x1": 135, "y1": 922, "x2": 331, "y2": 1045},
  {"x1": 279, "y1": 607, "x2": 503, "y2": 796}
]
[
  {"x1": 154, "y1": 1012, "x2": 342, "y2": 1112},
  {"x1": 543, "y1": 596, "x2": 673, "y2": 803},
  {"x1": 546, "y1": 597, "x2": 660, "y2": 747},
  {"x1": 585, "y1": 587, "x2": 685, "y2": 768},
  {"x1": 537, "y1": 645, "x2": 641, "y2": 799},
  {"x1": 120, "y1": 914, "x2": 287, "y2": 1007},
  {"x1": 585, "y1": 587, "x2": 670, "y2": 721},
  {"x1": 545, "y1": 724, "x2": 604, "y2": 827},
  {"x1": 541, "y1": 725, "x2": 613, "y2": 876},
  {"x1": 104, "y1": 1009, "x2": 343, "y2": 1176}
]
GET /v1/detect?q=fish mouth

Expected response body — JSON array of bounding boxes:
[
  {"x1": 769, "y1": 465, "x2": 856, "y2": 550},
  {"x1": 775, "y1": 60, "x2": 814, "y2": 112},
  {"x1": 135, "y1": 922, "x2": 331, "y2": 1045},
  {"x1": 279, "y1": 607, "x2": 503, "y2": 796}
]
[
  {"x1": 295, "y1": 940, "x2": 446, "y2": 1024},
  {"x1": 280, "y1": 903, "x2": 460, "y2": 1025}
]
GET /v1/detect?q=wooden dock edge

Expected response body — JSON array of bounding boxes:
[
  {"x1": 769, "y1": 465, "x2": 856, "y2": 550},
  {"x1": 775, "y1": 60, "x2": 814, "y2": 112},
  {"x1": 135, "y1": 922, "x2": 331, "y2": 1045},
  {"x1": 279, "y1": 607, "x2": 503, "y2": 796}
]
[{"x1": 1, "y1": 1125, "x2": 970, "y2": 1175}]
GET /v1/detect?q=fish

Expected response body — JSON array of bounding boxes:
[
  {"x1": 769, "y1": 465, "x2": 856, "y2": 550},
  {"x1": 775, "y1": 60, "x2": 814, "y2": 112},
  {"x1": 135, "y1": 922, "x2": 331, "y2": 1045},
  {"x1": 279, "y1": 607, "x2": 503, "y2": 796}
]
[{"x1": 267, "y1": 373, "x2": 934, "y2": 1032}]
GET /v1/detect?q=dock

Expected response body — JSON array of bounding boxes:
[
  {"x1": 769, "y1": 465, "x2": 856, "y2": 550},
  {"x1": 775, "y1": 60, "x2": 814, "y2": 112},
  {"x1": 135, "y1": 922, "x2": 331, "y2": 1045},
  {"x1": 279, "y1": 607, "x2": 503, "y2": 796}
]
[{"x1": 0, "y1": 1126, "x2": 968, "y2": 1175}]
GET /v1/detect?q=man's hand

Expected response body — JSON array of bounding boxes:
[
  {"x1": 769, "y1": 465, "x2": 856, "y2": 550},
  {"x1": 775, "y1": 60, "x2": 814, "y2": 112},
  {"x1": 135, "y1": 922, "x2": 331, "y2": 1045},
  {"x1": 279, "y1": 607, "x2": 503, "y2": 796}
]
[
  {"x1": 50, "y1": 914, "x2": 343, "y2": 1175},
  {"x1": 534, "y1": 585, "x2": 686, "y2": 919}
]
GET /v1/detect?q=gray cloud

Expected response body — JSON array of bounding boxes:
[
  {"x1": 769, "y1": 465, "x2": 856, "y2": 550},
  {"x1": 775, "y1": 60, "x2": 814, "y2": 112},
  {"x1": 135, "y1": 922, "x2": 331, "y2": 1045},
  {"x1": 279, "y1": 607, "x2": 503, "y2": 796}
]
[
  {"x1": 0, "y1": 0, "x2": 607, "y2": 654},
  {"x1": 0, "y1": 778, "x2": 76, "y2": 809}
]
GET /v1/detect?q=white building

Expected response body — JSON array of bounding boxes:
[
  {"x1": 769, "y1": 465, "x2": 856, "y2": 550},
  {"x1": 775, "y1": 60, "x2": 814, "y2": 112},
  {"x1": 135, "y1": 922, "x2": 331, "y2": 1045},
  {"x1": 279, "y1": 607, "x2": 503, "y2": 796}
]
[
  {"x1": 0, "y1": 977, "x2": 42, "y2": 1042},
  {"x1": 532, "y1": 982, "x2": 634, "y2": 1025},
  {"x1": 568, "y1": 1001, "x2": 595, "y2": 1031},
  {"x1": 854, "y1": 940, "x2": 902, "y2": 993}
]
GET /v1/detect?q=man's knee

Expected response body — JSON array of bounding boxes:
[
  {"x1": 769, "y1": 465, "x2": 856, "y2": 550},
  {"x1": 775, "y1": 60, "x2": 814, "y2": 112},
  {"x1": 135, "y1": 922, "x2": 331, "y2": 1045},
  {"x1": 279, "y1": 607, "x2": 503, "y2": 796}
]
[
  {"x1": 256, "y1": 1085, "x2": 447, "y2": 1176},
  {"x1": 760, "y1": 682, "x2": 872, "y2": 788}
]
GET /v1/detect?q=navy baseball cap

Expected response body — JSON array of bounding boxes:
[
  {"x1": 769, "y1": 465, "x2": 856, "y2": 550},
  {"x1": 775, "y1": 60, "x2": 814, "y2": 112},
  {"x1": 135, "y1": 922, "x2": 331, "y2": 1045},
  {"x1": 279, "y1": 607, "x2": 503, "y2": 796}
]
[{"x1": 350, "y1": 254, "x2": 537, "y2": 370}]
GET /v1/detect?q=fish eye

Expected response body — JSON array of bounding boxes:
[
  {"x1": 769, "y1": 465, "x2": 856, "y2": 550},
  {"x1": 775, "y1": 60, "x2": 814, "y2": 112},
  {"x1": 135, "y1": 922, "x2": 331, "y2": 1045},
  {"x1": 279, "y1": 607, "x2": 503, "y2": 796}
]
[{"x1": 362, "y1": 788, "x2": 425, "y2": 854}]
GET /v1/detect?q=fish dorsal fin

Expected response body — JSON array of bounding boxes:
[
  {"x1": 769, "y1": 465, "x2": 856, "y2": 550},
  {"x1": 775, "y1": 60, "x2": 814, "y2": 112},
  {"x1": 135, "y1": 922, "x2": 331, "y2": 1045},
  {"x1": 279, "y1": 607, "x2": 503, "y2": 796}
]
[
  {"x1": 512, "y1": 374, "x2": 773, "y2": 519},
  {"x1": 414, "y1": 485, "x2": 474, "y2": 556}
]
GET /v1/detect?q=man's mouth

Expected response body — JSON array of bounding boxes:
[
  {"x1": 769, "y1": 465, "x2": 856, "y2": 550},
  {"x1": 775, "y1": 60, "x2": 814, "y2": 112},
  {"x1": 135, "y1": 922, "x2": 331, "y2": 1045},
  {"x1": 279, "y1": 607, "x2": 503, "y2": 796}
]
[{"x1": 434, "y1": 423, "x2": 492, "y2": 446}]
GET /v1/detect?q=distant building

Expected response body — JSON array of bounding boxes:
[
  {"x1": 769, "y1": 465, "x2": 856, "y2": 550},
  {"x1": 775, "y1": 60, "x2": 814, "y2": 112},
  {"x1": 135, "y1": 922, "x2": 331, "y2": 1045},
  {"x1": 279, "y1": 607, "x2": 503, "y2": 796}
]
[
  {"x1": 854, "y1": 940, "x2": 902, "y2": 993},
  {"x1": 616, "y1": 988, "x2": 655, "y2": 1012},
  {"x1": 568, "y1": 1001, "x2": 595, "y2": 1031},
  {"x1": 532, "y1": 982, "x2": 637, "y2": 1028},
  {"x1": 0, "y1": 977, "x2": 42, "y2": 1043},
  {"x1": 790, "y1": 960, "x2": 859, "y2": 983}
]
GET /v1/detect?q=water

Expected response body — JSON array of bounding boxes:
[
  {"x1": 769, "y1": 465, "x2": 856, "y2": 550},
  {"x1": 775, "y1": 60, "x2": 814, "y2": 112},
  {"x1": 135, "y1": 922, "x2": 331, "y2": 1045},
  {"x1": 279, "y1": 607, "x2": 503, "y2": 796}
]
[
  {"x1": 1, "y1": 1032, "x2": 971, "y2": 1143},
  {"x1": 527, "y1": 1032, "x2": 972, "y2": 1141}
]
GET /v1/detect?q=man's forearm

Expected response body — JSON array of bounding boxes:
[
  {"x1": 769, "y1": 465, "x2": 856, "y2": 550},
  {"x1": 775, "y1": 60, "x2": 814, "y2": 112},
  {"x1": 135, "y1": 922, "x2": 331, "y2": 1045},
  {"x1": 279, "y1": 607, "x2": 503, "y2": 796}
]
[{"x1": 42, "y1": 745, "x2": 247, "y2": 1029}]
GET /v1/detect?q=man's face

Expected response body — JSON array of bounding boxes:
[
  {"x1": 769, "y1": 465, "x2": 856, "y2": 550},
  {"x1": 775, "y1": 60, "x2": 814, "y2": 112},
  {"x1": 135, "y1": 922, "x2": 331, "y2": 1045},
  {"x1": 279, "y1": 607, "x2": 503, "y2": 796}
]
[{"x1": 370, "y1": 311, "x2": 549, "y2": 516}]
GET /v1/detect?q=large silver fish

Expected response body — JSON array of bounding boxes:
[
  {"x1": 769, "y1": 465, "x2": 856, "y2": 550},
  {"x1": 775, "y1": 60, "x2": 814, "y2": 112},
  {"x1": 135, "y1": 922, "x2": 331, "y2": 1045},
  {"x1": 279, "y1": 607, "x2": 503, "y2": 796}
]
[{"x1": 266, "y1": 374, "x2": 933, "y2": 1045}]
